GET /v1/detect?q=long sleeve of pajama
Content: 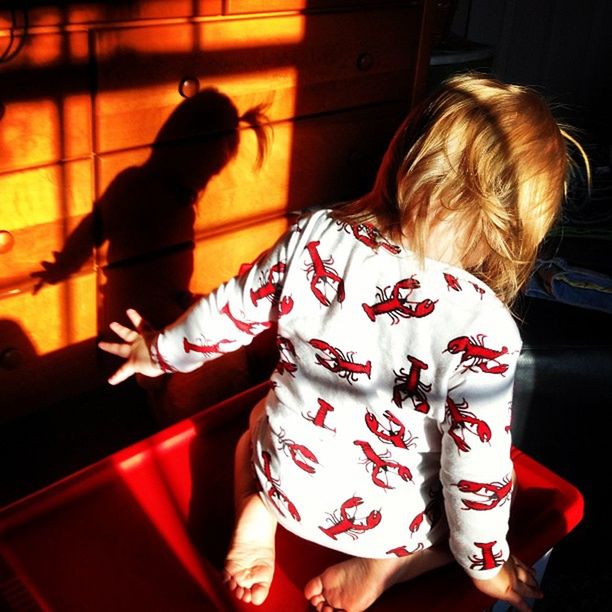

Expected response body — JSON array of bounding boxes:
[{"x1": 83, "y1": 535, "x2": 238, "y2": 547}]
[{"x1": 154, "y1": 209, "x2": 522, "y2": 580}]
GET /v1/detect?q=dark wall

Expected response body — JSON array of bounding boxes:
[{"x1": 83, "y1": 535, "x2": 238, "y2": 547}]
[{"x1": 452, "y1": 0, "x2": 612, "y2": 146}]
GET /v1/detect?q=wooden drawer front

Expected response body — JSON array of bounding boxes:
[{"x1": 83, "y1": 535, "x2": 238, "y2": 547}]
[
  {"x1": 95, "y1": 103, "x2": 405, "y2": 268},
  {"x1": 0, "y1": 272, "x2": 98, "y2": 421},
  {"x1": 191, "y1": 216, "x2": 290, "y2": 295},
  {"x1": 0, "y1": 271, "x2": 97, "y2": 357},
  {"x1": 0, "y1": 32, "x2": 91, "y2": 173},
  {"x1": 0, "y1": 160, "x2": 94, "y2": 291},
  {"x1": 226, "y1": 0, "x2": 419, "y2": 14},
  {"x1": 93, "y1": 7, "x2": 420, "y2": 153},
  {"x1": 94, "y1": 216, "x2": 289, "y2": 337},
  {"x1": 0, "y1": 1, "x2": 222, "y2": 28}
]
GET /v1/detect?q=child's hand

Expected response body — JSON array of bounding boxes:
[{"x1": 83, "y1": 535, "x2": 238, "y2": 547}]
[
  {"x1": 98, "y1": 309, "x2": 163, "y2": 385},
  {"x1": 471, "y1": 555, "x2": 543, "y2": 611}
]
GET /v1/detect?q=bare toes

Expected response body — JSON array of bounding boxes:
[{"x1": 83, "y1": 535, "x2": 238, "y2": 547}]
[{"x1": 304, "y1": 574, "x2": 324, "y2": 601}]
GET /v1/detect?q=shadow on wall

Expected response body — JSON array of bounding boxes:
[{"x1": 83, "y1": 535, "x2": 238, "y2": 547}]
[{"x1": 31, "y1": 88, "x2": 270, "y2": 423}]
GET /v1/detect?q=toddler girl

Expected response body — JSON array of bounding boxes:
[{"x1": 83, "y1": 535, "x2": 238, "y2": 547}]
[{"x1": 100, "y1": 74, "x2": 574, "y2": 611}]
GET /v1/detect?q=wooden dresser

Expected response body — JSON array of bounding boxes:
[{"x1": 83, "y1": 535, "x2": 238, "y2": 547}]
[{"x1": 0, "y1": 0, "x2": 434, "y2": 423}]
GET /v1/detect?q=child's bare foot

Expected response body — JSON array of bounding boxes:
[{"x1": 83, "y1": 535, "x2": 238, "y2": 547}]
[
  {"x1": 304, "y1": 543, "x2": 453, "y2": 611},
  {"x1": 224, "y1": 492, "x2": 278, "y2": 605}
]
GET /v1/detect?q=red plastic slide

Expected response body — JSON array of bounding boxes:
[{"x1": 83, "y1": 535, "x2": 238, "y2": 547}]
[{"x1": 0, "y1": 383, "x2": 583, "y2": 611}]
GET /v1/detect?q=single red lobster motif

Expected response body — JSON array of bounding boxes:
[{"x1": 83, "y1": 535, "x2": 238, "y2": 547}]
[
  {"x1": 272, "y1": 427, "x2": 319, "y2": 474},
  {"x1": 470, "y1": 282, "x2": 485, "y2": 299},
  {"x1": 354, "y1": 440, "x2": 413, "y2": 489},
  {"x1": 338, "y1": 221, "x2": 401, "y2": 254},
  {"x1": 250, "y1": 261, "x2": 294, "y2": 315},
  {"x1": 409, "y1": 485, "x2": 443, "y2": 535},
  {"x1": 455, "y1": 476, "x2": 513, "y2": 511},
  {"x1": 319, "y1": 496, "x2": 381, "y2": 540},
  {"x1": 444, "y1": 273, "x2": 462, "y2": 292},
  {"x1": 445, "y1": 396, "x2": 492, "y2": 452},
  {"x1": 183, "y1": 337, "x2": 232, "y2": 355},
  {"x1": 469, "y1": 541, "x2": 504, "y2": 571},
  {"x1": 446, "y1": 334, "x2": 509, "y2": 375},
  {"x1": 260, "y1": 450, "x2": 300, "y2": 521},
  {"x1": 303, "y1": 398, "x2": 335, "y2": 432},
  {"x1": 386, "y1": 543, "x2": 424, "y2": 557},
  {"x1": 392, "y1": 355, "x2": 431, "y2": 413},
  {"x1": 362, "y1": 278, "x2": 436, "y2": 324},
  {"x1": 309, "y1": 338, "x2": 371, "y2": 384},
  {"x1": 304, "y1": 241, "x2": 345, "y2": 307},
  {"x1": 276, "y1": 336, "x2": 298, "y2": 377},
  {"x1": 364, "y1": 409, "x2": 417, "y2": 449},
  {"x1": 220, "y1": 303, "x2": 271, "y2": 336}
]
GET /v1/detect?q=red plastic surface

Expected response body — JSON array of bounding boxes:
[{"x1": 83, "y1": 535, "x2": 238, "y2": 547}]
[{"x1": 0, "y1": 383, "x2": 584, "y2": 611}]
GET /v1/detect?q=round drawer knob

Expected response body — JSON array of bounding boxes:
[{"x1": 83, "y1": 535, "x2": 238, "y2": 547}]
[
  {"x1": 0, "y1": 347, "x2": 23, "y2": 370},
  {"x1": 0, "y1": 230, "x2": 14, "y2": 254},
  {"x1": 179, "y1": 77, "x2": 200, "y2": 99},
  {"x1": 357, "y1": 53, "x2": 374, "y2": 72}
]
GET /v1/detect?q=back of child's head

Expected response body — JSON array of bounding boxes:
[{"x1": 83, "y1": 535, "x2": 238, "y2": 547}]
[{"x1": 337, "y1": 73, "x2": 576, "y2": 305}]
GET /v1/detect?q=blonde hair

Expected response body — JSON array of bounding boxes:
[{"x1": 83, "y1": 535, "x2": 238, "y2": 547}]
[{"x1": 334, "y1": 73, "x2": 580, "y2": 305}]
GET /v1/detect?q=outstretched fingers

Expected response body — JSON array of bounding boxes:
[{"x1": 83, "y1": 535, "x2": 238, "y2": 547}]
[
  {"x1": 107, "y1": 361, "x2": 136, "y2": 386},
  {"x1": 108, "y1": 320, "x2": 138, "y2": 343},
  {"x1": 98, "y1": 309, "x2": 154, "y2": 385},
  {"x1": 98, "y1": 340, "x2": 132, "y2": 358}
]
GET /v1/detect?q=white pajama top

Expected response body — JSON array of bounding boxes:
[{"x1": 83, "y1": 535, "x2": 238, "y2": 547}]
[{"x1": 154, "y1": 209, "x2": 521, "y2": 579}]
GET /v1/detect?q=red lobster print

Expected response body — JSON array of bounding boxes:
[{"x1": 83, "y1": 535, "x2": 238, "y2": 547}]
[
  {"x1": 455, "y1": 476, "x2": 512, "y2": 511},
  {"x1": 392, "y1": 355, "x2": 431, "y2": 413},
  {"x1": 276, "y1": 336, "x2": 298, "y2": 377},
  {"x1": 338, "y1": 221, "x2": 401, "y2": 254},
  {"x1": 444, "y1": 273, "x2": 462, "y2": 292},
  {"x1": 409, "y1": 486, "x2": 443, "y2": 536},
  {"x1": 220, "y1": 303, "x2": 271, "y2": 336},
  {"x1": 505, "y1": 403, "x2": 512, "y2": 434},
  {"x1": 250, "y1": 261, "x2": 294, "y2": 315},
  {"x1": 386, "y1": 543, "x2": 424, "y2": 557},
  {"x1": 260, "y1": 450, "x2": 300, "y2": 521},
  {"x1": 310, "y1": 339, "x2": 371, "y2": 384},
  {"x1": 365, "y1": 409, "x2": 417, "y2": 449},
  {"x1": 362, "y1": 278, "x2": 436, "y2": 324},
  {"x1": 354, "y1": 440, "x2": 413, "y2": 489},
  {"x1": 183, "y1": 337, "x2": 232, "y2": 355},
  {"x1": 445, "y1": 396, "x2": 492, "y2": 452},
  {"x1": 303, "y1": 398, "x2": 335, "y2": 432},
  {"x1": 446, "y1": 334, "x2": 509, "y2": 375},
  {"x1": 304, "y1": 241, "x2": 345, "y2": 307},
  {"x1": 272, "y1": 427, "x2": 319, "y2": 474},
  {"x1": 319, "y1": 496, "x2": 381, "y2": 540},
  {"x1": 470, "y1": 282, "x2": 485, "y2": 299},
  {"x1": 469, "y1": 541, "x2": 504, "y2": 571}
]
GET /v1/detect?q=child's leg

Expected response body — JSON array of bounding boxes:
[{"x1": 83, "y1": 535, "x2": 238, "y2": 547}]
[
  {"x1": 224, "y1": 400, "x2": 278, "y2": 606},
  {"x1": 304, "y1": 542, "x2": 454, "y2": 612},
  {"x1": 304, "y1": 469, "x2": 519, "y2": 610}
]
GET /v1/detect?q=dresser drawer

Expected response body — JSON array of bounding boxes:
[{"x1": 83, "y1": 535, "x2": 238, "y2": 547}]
[
  {"x1": 192, "y1": 215, "x2": 290, "y2": 295},
  {"x1": 93, "y1": 6, "x2": 420, "y2": 153},
  {"x1": 0, "y1": 271, "x2": 98, "y2": 421},
  {"x1": 0, "y1": 1, "x2": 222, "y2": 29},
  {"x1": 0, "y1": 272, "x2": 99, "y2": 422},
  {"x1": 0, "y1": 31, "x2": 91, "y2": 173},
  {"x1": 95, "y1": 217, "x2": 289, "y2": 335},
  {"x1": 226, "y1": 0, "x2": 419, "y2": 14},
  {"x1": 0, "y1": 160, "x2": 94, "y2": 290}
]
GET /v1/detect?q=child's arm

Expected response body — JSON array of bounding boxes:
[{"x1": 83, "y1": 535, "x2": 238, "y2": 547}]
[
  {"x1": 438, "y1": 311, "x2": 540, "y2": 608},
  {"x1": 471, "y1": 554, "x2": 543, "y2": 611},
  {"x1": 99, "y1": 215, "x2": 304, "y2": 383}
]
